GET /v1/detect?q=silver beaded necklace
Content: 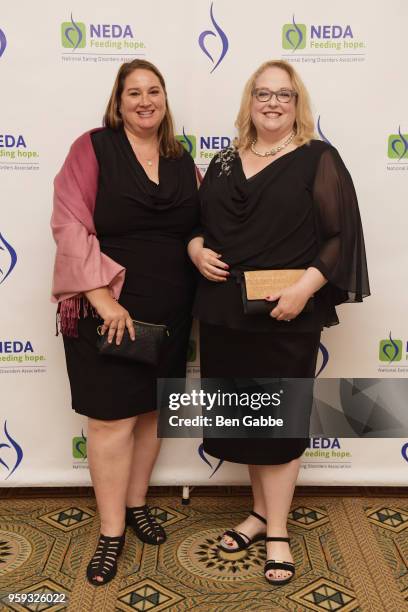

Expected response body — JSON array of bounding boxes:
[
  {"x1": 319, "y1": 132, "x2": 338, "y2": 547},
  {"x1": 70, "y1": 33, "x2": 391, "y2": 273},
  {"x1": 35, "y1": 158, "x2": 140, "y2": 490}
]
[{"x1": 250, "y1": 130, "x2": 295, "y2": 157}]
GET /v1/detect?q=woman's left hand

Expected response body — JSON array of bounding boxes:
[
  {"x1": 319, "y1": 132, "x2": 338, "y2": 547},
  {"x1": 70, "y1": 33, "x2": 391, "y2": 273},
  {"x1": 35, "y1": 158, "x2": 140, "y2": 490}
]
[{"x1": 266, "y1": 284, "x2": 312, "y2": 321}]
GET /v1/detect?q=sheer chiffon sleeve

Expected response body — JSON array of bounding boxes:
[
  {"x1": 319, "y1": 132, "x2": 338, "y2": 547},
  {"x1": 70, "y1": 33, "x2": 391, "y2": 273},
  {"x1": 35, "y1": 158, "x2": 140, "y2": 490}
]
[{"x1": 310, "y1": 147, "x2": 370, "y2": 305}]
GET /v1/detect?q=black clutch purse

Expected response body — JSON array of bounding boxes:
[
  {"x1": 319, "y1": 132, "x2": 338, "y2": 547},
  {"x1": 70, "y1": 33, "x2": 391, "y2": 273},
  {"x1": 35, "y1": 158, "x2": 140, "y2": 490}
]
[
  {"x1": 237, "y1": 269, "x2": 314, "y2": 315},
  {"x1": 97, "y1": 319, "x2": 169, "y2": 366}
]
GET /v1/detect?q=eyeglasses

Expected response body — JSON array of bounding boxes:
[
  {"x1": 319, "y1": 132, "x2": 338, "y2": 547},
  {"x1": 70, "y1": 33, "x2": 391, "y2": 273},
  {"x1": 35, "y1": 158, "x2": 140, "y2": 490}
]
[{"x1": 252, "y1": 88, "x2": 298, "y2": 103}]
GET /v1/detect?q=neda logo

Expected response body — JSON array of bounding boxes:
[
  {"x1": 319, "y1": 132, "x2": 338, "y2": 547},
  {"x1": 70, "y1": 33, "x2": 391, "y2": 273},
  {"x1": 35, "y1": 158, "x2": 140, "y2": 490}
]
[
  {"x1": 61, "y1": 13, "x2": 137, "y2": 51},
  {"x1": 282, "y1": 16, "x2": 306, "y2": 50},
  {"x1": 177, "y1": 127, "x2": 232, "y2": 161},
  {"x1": 282, "y1": 14, "x2": 360, "y2": 52},
  {"x1": 61, "y1": 14, "x2": 86, "y2": 49},
  {"x1": 388, "y1": 127, "x2": 408, "y2": 161},
  {"x1": 176, "y1": 129, "x2": 196, "y2": 158},
  {"x1": 72, "y1": 430, "x2": 87, "y2": 459},
  {"x1": 379, "y1": 333, "x2": 402, "y2": 363}
]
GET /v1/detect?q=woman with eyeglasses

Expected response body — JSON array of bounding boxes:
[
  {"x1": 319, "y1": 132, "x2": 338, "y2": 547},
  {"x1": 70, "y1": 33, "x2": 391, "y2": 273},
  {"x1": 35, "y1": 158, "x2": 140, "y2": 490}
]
[{"x1": 188, "y1": 60, "x2": 369, "y2": 586}]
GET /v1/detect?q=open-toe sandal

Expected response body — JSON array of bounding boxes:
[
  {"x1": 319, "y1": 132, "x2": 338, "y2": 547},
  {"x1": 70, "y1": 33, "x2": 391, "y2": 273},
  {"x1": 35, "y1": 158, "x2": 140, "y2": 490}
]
[
  {"x1": 219, "y1": 510, "x2": 266, "y2": 552},
  {"x1": 126, "y1": 505, "x2": 166, "y2": 545},
  {"x1": 264, "y1": 536, "x2": 295, "y2": 586},
  {"x1": 86, "y1": 532, "x2": 125, "y2": 586}
]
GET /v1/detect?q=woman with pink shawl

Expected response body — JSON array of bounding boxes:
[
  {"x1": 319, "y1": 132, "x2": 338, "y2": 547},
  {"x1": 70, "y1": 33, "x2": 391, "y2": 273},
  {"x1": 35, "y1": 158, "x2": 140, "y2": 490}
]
[{"x1": 51, "y1": 60, "x2": 199, "y2": 585}]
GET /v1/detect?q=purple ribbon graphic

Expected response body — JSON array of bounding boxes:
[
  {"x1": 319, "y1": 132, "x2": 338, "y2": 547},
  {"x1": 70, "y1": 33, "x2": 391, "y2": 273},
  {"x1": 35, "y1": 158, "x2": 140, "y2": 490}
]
[
  {"x1": 198, "y1": 443, "x2": 223, "y2": 478},
  {"x1": 382, "y1": 332, "x2": 400, "y2": 363},
  {"x1": 391, "y1": 126, "x2": 408, "y2": 161},
  {"x1": 75, "y1": 428, "x2": 87, "y2": 459},
  {"x1": 64, "y1": 13, "x2": 83, "y2": 50},
  {"x1": 316, "y1": 343, "x2": 329, "y2": 377},
  {"x1": 181, "y1": 127, "x2": 194, "y2": 155},
  {"x1": 198, "y1": 3, "x2": 229, "y2": 73},
  {"x1": 317, "y1": 116, "x2": 332, "y2": 145},
  {"x1": 285, "y1": 14, "x2": 303, "y2": 51},
  {"x1": 0, "y1": 233, "x2": 17, "y2": 285},
  {"x1": 0, "y1": 29, "x2": 6, "y2": 58},
  {"x1": 0, "y1": 421, "x2": 23, "y2": 480}
]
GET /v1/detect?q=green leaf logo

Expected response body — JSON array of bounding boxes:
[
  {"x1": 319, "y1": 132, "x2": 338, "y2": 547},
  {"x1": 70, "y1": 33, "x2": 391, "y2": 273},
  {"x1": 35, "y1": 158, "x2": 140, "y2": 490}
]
[
  {"x1": 176, "y1": 129, "x2": 196, "y2": 158},
  {"x1": 282, "y1": 15, "x2": 306, "y2": 50},
  {"x1": 61, "y1": 14, "x2": 86, "y2": 49}
]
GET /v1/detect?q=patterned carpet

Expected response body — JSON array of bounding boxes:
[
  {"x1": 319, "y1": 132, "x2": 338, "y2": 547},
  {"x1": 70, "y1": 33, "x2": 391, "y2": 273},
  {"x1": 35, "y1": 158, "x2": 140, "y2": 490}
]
[{"x1": 0, "y1": 490, "x2": 407, "y2": 611}]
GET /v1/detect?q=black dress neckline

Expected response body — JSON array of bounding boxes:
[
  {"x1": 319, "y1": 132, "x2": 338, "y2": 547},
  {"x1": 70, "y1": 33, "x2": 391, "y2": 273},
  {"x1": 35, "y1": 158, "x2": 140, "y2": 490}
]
[
  {"x1": 107, "y1": 127, "x2": 190, "y2": 211},
  {"x1": 119, "y1": 126, "x2": 161, "y2": 186},
  {"x1": 237, "y1": 143, "x2": 307, "y2": 181}
]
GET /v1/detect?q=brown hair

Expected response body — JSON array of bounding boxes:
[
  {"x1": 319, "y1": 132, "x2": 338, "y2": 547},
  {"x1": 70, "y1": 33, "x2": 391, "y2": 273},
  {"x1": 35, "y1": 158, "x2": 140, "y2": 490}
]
[
  {"x1": 234, "y1": 60, "x2": 316, "y2": 150},
  {"x1": 103, "y1": 59, "x2": 183, "y2": 158}
]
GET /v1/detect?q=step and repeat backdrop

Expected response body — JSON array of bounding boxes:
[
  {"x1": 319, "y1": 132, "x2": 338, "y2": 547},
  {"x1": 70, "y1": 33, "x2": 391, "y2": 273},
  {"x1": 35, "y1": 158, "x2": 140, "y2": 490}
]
[{"x1": 1, "y1": 1, "x2": 407, "y2": 486}]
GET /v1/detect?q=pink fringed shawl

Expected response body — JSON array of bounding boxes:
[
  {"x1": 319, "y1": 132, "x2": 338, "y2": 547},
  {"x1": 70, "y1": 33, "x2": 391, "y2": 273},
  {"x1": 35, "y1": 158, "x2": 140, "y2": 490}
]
[{"x1": 51, "y1": 130, "x2": 125, "y2": 336}]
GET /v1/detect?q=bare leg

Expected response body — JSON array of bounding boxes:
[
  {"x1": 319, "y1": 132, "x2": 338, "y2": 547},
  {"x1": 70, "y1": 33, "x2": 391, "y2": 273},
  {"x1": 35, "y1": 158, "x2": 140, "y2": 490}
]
[
  {"x1": 221, "y1": 464, "x2": 267, "y2": 549},
  {"x1": 256, "y1": 457, "x2": 300, "y2": 582},
  {"x1": 126, "y1": 410, "x2": 161, "y2": 506},
  {"x1": 87, "y1": 416, "x2": 137, "y2": 582}
]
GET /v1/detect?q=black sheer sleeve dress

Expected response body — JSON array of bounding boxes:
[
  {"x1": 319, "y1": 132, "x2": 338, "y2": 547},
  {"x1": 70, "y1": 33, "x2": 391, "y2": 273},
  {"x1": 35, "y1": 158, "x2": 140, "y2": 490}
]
[
  {"x1": 63, "y1": 127, "x2": 199, "y2": 420},
  {"x1": 194, "y1": 140, "x2": 369, "y2": 465}
]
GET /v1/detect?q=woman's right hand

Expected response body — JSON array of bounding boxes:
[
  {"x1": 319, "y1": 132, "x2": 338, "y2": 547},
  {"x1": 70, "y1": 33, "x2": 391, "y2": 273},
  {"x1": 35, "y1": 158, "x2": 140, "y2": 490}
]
[
  {"x1": 189, "y1": 242, "x2": 229, "y2": 282},
  {"x1": 195, "y1": 248, "x2": 229, "y2": 281},
  {"x1": 84, "y1": 288, "x2": 135, "y2": 345}
]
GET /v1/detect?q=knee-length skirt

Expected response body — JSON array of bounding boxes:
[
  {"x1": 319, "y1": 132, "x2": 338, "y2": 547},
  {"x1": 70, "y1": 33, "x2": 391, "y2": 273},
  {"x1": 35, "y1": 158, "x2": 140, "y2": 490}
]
[
  {"x1": 63, "y1": 305, "x2": 192, "y2": 421},
  {"x1": 200, "y1": 322, "x2": 321, "y2": 465}
]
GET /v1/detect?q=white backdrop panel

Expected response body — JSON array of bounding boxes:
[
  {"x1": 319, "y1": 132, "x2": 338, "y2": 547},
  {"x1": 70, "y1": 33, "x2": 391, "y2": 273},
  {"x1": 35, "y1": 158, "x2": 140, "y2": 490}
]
[{"x1": 0, "y1": 0, "x2": 407, "y2": 486}]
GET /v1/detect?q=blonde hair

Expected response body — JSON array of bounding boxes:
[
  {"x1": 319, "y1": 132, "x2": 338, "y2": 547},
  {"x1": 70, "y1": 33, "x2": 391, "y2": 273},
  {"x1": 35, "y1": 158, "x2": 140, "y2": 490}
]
[
  {"x1": 234, "y1": 60, "x2": 316, "y2": 149},
  {"x1": 103, "y1": 59, "x2": 183, "y2": 159}
]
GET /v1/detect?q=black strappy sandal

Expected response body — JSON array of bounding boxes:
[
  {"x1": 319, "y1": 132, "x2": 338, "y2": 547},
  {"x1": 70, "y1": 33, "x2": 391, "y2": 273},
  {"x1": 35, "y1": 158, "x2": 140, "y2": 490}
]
[
  {"x1": 264, "y1": 536, "x2": 295, "y2": 586},
  {"x1": 218, "y1": 510, "x2": 267, "y2": 552},
  {"x1": 126, "y1": 505, "x2": 166, "y2": 545},
  {"x1": 86, "y1": 532, "x2": 125, "y2": 586}
]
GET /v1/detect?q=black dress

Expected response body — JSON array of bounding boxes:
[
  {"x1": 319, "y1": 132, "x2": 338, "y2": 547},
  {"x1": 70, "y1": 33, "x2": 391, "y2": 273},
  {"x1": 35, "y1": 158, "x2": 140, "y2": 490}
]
[
  {"x1": 194, "y1": 140, "x2": 369, "y2": 465},
  {"x1": 63, "y1": 128, "x2": 199, "y2": 420}
]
